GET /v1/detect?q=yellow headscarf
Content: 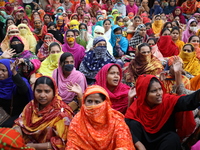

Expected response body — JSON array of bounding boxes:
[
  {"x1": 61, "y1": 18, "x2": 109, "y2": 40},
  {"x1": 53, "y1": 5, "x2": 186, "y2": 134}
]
[
  {"x1": 69, "y1": 20, "x2": 80, "y2": 30},
  {"x1": 152, "y1": 15, "x2": 164, "y2": 37}
]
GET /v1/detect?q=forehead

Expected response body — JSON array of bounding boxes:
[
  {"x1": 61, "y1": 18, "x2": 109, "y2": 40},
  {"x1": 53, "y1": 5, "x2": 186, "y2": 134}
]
[{"x1": 140, "y1": 46, "x2": 150, "y2": 51}]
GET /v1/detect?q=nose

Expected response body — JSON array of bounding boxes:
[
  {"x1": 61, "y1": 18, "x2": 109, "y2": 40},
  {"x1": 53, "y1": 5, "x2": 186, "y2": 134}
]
[{"x1": 40, "y1": 92, "x2": 46, "y2": 98}]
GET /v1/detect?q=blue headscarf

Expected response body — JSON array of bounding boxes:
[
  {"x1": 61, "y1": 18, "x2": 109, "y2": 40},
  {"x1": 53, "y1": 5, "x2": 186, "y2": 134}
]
[
  {"x1": 109, "y1": 25, "x2": 128, "y2": 54},
  {"x1": 0, "y1": 59, "x2": 33, "y2": 100}
]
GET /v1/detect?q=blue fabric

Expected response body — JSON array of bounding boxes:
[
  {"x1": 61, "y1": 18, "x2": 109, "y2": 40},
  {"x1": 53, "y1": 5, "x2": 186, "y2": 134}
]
[
  {"x1": 150, "y1": 5, "x2": 163, "y2": 17},
  {"x1": 0, "y1": 59, "x2": 33, "y2": 100},
  {"x1": 109, "y1": 25, "x2": 128, "y2": 53}
]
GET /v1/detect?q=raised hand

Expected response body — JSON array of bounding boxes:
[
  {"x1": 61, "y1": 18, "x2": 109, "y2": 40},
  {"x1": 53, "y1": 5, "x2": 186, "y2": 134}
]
[
  {"x1": 10, "y1": 59, "x2": 19, "y2": 75},
  {"x1": 1, "y1": 49, "x2": 16, "y2": 59},
  {"x1": 66, "y1": 82, "x2": 83, "y2": 95},
  {"x1": 172, "y1": 56, "x2": 183, "y2": 73}
]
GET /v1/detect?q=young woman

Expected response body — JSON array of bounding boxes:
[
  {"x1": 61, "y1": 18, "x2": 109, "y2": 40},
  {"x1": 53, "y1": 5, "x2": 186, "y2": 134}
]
[
  {"x1": 62, "y1": 29, "x2": 85, "y2": 69},
  {"x1": 188, "y1": 35, "x2": 200, "y2": 60},
  {"x1": 171, "y1": 6, "x2": 186, "y2": 24},
  {"x1": 38, "y1": 42, "x2": 62, "y2": 77},
  {"x1": 152, "y1": 15, "x2": 164, "y2": 37},
  {"x1": 80, "y1": 36, "x2": 116, "y2": 85},
  {"x1": 52, "y1": 52, "x2": 87, "y2": 110},
  {"x1": 171, "y1": 26, "x2": 185, "y2": 52},
  {"x1": 125, "y1": 73, "x2": 200, "y2": 150},
  {"x1": 66, "y1": 85, "x2": 136, "y2": 150},
  {"x1": 0, "y1": 59, "x2": 32, "y2": 127},
  {"x1": 14, "y1": 76, "x2": 73, "y2": 150},
  {"x1": 103, "y1": 19, "x2": 112, "y2": 40}
]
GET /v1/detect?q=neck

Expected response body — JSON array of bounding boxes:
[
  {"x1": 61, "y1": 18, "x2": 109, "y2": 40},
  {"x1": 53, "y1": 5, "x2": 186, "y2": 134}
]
[
  {"x1": 68, "y1": 43, "x2": 74, "y2": 47},
  {"x1": 63, "y1": 71, "x2": 71, "y2": 78},
  {"x1": 107, "y1": 85, "x2": 116, "y2": 92}
]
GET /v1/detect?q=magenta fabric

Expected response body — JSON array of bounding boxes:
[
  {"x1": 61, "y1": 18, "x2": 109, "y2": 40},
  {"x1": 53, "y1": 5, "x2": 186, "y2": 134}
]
[
  {"x1": 191, "y1": 140, "x2": 200, "y2": 150},
  {"x1": 95, "y1": 63, "x2": 130, "y2": 114},
  {"x1": 62, "y1": 31, "x2": 85, "y2": 69},
  {"x1": 172, "y1": 6, "x2": 186, "y2": 24},
  {"x1": 126, "y1": 3, "x2": 138, "y2": 15},
  {"x1": 182, "y1": 18, "x2": 196, "y2": 43}
]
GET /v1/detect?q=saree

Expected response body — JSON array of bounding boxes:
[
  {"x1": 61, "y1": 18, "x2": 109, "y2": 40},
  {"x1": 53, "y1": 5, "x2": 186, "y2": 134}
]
[
  {"x1": 14, "y1": 77, "x2": 73, "y2": 150},
  {"x1": 181, "y1": 0, "x2": 199, "y2": 15},
  {"x1": 175, "y1": 39, "x2": 185, "y2": 52},
  {"x1": 66, "y1": 85, "x2": 135, "y2": 150},
  {"x1": 152, "y1": 17, "x2": 164, "y2": 37},
  {"x1": 95, "y1": 63, "x2": 130, "y2": 114},
  {"x1": 190, "y1": 74, "x2": 200, "y2": 90}
]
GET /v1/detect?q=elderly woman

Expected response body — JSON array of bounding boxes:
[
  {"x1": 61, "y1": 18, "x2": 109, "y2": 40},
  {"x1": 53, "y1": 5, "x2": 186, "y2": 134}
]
[
  {"x1": 14, "y1": 76, "x2": 73, "y2": 150},
  {"x1": 52, "y1": 52, "x2": 87, "y2": 111},
  {"x1": 126, "y1": 43, "x2": 163, "y2": 84},
  {"x1": 125, "y1": 73, "x2": 200, "y2": 150},
  {"x1": 80, "y1": 36, "x2": 116, "y2": 85},
  {"x1": 0, "y1": 59, "x2": 32, "y2": 127},
  {"x1": 18, "y1": 23, "x2": 37, "y2": 53},
  {"x1": 66, "y1": 85, "x2": 136, "y2": 150},
  {"x1": 62, "y1": 29, "x2": 85, "y2": 69}
]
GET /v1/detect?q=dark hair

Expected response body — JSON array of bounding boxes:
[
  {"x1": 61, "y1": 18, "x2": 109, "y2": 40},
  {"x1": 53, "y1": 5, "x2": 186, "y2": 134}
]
[
  {"x1": 188, "y1": 35, "x2": 200, "y2": 43},
  {"x1": 6, "y1": 18, "x2": 15, "y2": 26},
  {"x1": 34, "y1": 76, "x2": 55, "y2": 95},
  {"x1": 116, "y1": 16, "x2": 123, "y2": 22},
  {"x1": 190, "y1": 21, "x2": 198, "y2": 25},
  {"x1": 171, "y1": 26, "x2": 180, "y2": 33},
  {"x1": 138, "y1": 43, "x2": 151, "y2": 51},
  {"x1": 103, "y1": 19, "x2": 111, "y2": 25},
  {"x1": 147, "y1": 37, "x2": 157, "y2": 44},
  {"x1": 59, "y1": 52, "x2": 74, "y2": 65},
  {"x1": 147, "y1": 77, "x2": 161, "y2": 93},
  {"x1": 85, "y1": 93, "x2": 106, "y2": 101},
  {"x1": 160, "y1": 28, "x2": 170, "y2": 35},
  {"x1": 163, "y1": 22, "x2": 172, "y2": 29},
  {"x1": 79, "y1": 23, "x2": 88, "y2": 30},
  {"x1": 47, "y1": 22, "x2": 57, "y2": 28},
  {"x1": 66, "y1": 29, "x2": 75, "y2": 35},
  {"x1": 172, "y1": 21, "x2": 180, "y2": 27},
  {"x1": 43, "y1": 14, "x2": 51, "y2": 19},
  {"x1": 108, "y1": 64, "x2": 119, "y2": 72},
  {"x1": 134, "y1": 16, "x2": 141, "y2": 20},
  {"x1": 49, "y1": 42, "x2": 61, "y2": 52},
  {"x1": 183, "y1": 43, "x2": 194, "y2": 52},
  {"x1": 114, "y1": 27, "x2": 122, "y2": 34},
  {"x1": 145, "y1": 22, "x2": 152, "y2": 27},
  {"x1": 73, "y1": 29, "x2": 80, "y2": 35},
  {"x1": 81, "y1": 0, "x2": 86, "y2": 3}
]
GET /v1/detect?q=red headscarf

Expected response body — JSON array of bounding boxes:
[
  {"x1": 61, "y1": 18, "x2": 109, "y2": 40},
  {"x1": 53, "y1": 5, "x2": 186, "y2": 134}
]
[
  {"x1": 157, "y1": 35, "x2": 179, "y2": 57},
  {"x1": 125, "y1": 74, "x2": 181, "y2": 134},
  {"x1": 95, "y1": 63, "x2": 130, "y2": 114}
]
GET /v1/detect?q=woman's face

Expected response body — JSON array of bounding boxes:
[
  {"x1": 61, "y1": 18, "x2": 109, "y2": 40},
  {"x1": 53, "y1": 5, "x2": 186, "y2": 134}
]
[
  {"x1": 34, "y1": 20, "x2": 42, "y2": 29},
  {"x1": 135, "y1": 0, "x2": 141, "y2": 7},
  {"x1": 107, "y1": 66, "x2": 120, "y2": 87},
  {"x1": 134, "y1": 18, "x2": 141, "y2": 26},
  {"x1": 189, "y1": 36, "x2": 200, "y2": 43},
  {"x1": 72, "y1": 15, "x2": 78, "y2": 20},
  {"x1": 34, "y1": 84, "x2": 54, "y2": 109},
  {"x1": 172, "y1": 21, "x2": 177, "y2": 27},
  {"x1": 146, "y1": 81, "x2": 163, "y2": 107},
  {"x1": 183, "y1": 45, "x2": 193, "y2": 53},
  {"x1": 171, "y1": 30, "x2": 179, "y2": 41},
  {"x1": 80, "y1": 1, "x2": 86, "y2": 7},
  {"x1": 165, "y1": 23, "x2": 172, "y2": 29},
  {"x1": 194, "y1": 15, "x2": 200, "y2": 22},
  {"x1": 147, "y1": 39, "x2": 155, "y2": 46},
  {"x1": 44, "y1": 35, "x2": 53, "y2": 41},
  {"x1": 62, "y1": 56, "x2": 75, "y2": 73},
  {"x1": 50, "y1": 45, "x2": 61, "y2": 54},
  {"x1": 140, "y1": 46, "x2": 151, "y2": 55},
  {"x1": 7, "y1": 20, "x2": 14, "y2": 27},
  {"x1": 95, "y1": 41, "x2": 106, "y2": 47},
  {"x1": 85, "y1": 93, "x2": 104, "y2": 106},
  {"x1": 80, "y1": 24, "x2": 86, "y2": 30},
  {"x1": 76, "y1": 7, "x2": 83, "y2": 14},
  {"x1": 174, "y1": 8, "x2": 181, "y2": 15},
  {"x1": 48, "y1": 25, "x2": 56, "y2": 31},
  {"x1": 190, "y1": 21, "x2": 197, "y2": 27},
  {"x1": 44, "y1": 16, "x2": 51, "y2": 24},
  {"x1": 129, "y1": 0, "x2": 135, "y2": 6},
  {"x1": 66, "y1": 31, "x2": 75, "y2": 44},
  {"x1": 103, "y1": 20, "x2": 111, "y2": 31},
  {"x1": 174, "y1": 16, "x2": 180, "y2": 22},
  {"x1": 169, "y1": 0, "x2": 175, "y2": 6},
  {"x1": 114, "y1": 29, "x2": 122, "y2": 35},
  {"x1": 0, "y1": 64, "x2": 8, "y2": 80},
  {"x1": 97, "y1": 16, "x2": 104, "y2": 22},
  {"x1": 162, "y1": 30, "x2": 170, "y2": 36},
  {"x1": 139, "y1": 27, "x2": 147, "y2": 37},
  {"x1": 22, "y1": 19, "x2": 28, "y2": 25}
]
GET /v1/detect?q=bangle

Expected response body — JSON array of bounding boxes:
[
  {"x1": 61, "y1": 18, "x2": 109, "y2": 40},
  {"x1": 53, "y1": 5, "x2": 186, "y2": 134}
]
[{"x1": 47, "y1": 142, "x2": 51, "y2": 149}]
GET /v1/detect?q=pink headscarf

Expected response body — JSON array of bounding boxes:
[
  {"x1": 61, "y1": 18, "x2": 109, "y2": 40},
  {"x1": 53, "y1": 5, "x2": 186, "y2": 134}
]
[
  {"x1": 52, "y1": 64, "x2": 87, "y2": 104},
  {"x1": 62, "y1": 30, "x2": 85, "y2": 68},
  {"x1": 182, "y1": 19, "x2": 197, "y2": 43},
  {"x1": 95, "y1": 63, "x2": 130, "y2": 114}
]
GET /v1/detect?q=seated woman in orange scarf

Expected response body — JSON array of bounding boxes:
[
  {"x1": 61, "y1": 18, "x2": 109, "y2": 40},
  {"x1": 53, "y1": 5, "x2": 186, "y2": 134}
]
[
  {"x1": 161, "y1": 56, "x2": 191, "y2": 94},
  {"x1": 66, "y1": 85, "x2": 135, "y2": 150},
  {"x1": 125, "y1": 43, "x2": 163, "y2": 84},
  {"x1": 125, "y1": 74, "x2": 200, "y2": 150},
  {"x1": 13, "y1": 76, "x2": 73, "y2": 150}
]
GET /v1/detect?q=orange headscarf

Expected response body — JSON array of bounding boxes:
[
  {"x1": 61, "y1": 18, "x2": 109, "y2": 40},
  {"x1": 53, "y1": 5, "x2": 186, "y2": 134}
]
[{"x1": 66, "y1": 85, "x2": 135, "y2": 150}]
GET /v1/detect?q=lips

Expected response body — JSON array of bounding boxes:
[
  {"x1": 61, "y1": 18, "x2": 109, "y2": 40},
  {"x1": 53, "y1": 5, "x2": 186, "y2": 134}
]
[{"x1": 113, "y1": 79, "x2": 119, "y2": 84}]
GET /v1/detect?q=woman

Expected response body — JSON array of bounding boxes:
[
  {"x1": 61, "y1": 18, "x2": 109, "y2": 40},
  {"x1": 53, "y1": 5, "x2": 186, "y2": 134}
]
[
  {"x1": 179, "y1": 43, "x2": 200, "y2": 76},
  {"x1": 188, "y1": 35, "x2": 200, "y2": 60},
  {"x1": 125, "y1": 73, "x2": 200, "y2": 150},
  {"x1": 14, "y1": 76, "x2": 73, "y2": 150},
  {"x1": 66, "y1": 85, "x2": 136, "y2": 150},
  {"x1": 62, "y1": 29, "x2": 85, "y2": 69},
  {"x1": 126, "y1": 0, "x2": 138, "y2": 15},
  {"x1": 171, "y1": 26, "x2": 185, "y2": 52},
  {"x1": 147, "y1": 37, "x2": 164, "y2": 62},
  {"x1": 109, "y1": 25, "x2": 128, "y2": 57},
  {"x1": 52, "y1": 52, "x2": 87, "y2": 109},
  {"x1": 18, "y1": 23, "x2": 37, "y2": 53},
  {"x1": 115, "y1": 16, "x2": 127, "y2": 37},
  {"x1": 33, "y1": 18, "x2": 47, "y2": 42},
  {"x1": 129, "y1": 24, "x2": 148, "y2": 53},
  {"x1": 163, "y1": 0, "x2": 176, "y2": 14},
  {"x1": 103, "y1": 19, "x2": 112, "y2": 40},
  {"x1": 38, "y1": 42, "x2": 62, "y2": 77},
  {"x1": 0, "y1": 59, "x2": 32, "y2": 127},
  {"x1": 9, "y1": 36, "x2": 41, "y2": 79},
  {"x1": 182, "y1": 19, "x2": 198, "y2": 43},
  {"x1": 126, "y1": 43, "x2": 163, "y2": 84},
  {"x1": 95, "y1": 63, "x2": 130, "y2": 114},
  {"x1": 43, "y1": 14, "x2": 52, "y2": 26},
  {"x1": 3, "y1": 18, "x2": 15, "y2": 36},
  {"x1": 37, "y1": 33, "x2": 61, "y2": 61},
  {"x1": 80, "y1": 36, "x2": 116, "y2": 85},
  {"x1": 152, "y1": 15, "x2": 164, "y2": 37},
  {"x1": 171, "y1": 6, "x2": 186, "y2": 24},
  {"x1": 1, "y1": 24, "x2": 29, "y2": 52},
  {"x1": 127, "y1": 16, "x2": 142, "y2": 40}
]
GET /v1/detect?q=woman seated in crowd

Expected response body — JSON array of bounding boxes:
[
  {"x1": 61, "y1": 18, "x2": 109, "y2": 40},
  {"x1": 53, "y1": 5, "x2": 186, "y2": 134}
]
[
  {"x1": 188, "y1": 35, "x2": 200, "y2": 60},
  {"x1": 95, "y1": 63, "x2": 132, "y2": 114},
  {"x1": 66, "y1": 85, "x2": 136, "y2": 150},
  {"x1": 52, "y1": 52, "x2": 87, "y2": 111},
  {"x1": 62, "y1": 29, "x2": 85, "y2": 69},
  {"x1": 171, "y1": 26, "x2": 185, "y2": 52},
  {"x1": 125, "y1": 43, "x2": 163, "y2": 84},
  {"x1": 125, "y1": 72, "x2": 200, "y2": 150},
  {"x1": 79, "y1": 36, "x2": 116, "y2": 85},
  {"x1": 14, "y1": 76, "x2": 73, "y2": 150},
  {"x1": 38, "y1": 42, "x2": 62, "y2": 77},
  {"x1": 0, "y1": 59, "x2": 32, "y2": 127}
]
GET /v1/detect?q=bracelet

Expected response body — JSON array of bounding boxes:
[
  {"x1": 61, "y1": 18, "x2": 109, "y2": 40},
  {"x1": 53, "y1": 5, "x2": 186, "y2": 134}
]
[{"x1": 47, "y1": 142, "x2": 51, "y2": 149}]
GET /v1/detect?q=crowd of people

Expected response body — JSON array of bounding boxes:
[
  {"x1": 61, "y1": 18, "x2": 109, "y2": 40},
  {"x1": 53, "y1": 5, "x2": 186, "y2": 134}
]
[{"x1": 0, "y1": 0, "x2": 200, "y2": 149}]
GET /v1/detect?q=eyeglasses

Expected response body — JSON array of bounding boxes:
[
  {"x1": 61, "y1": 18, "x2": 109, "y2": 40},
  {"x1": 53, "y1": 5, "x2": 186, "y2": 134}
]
[{"x1": 183, "y1": 49, "x2": 192, "y2": 53}]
